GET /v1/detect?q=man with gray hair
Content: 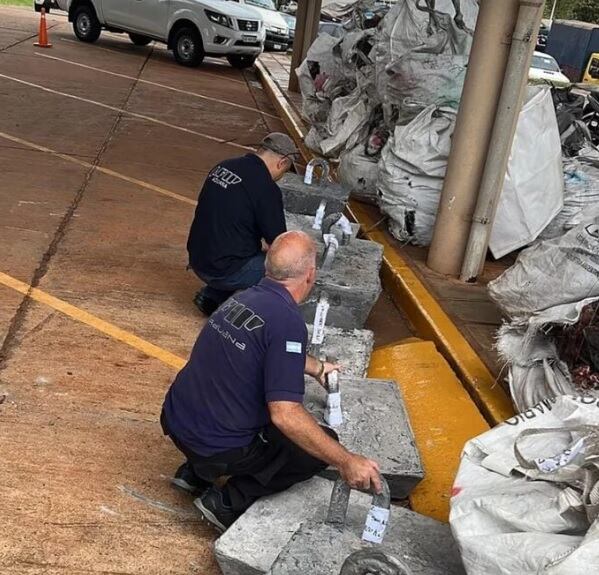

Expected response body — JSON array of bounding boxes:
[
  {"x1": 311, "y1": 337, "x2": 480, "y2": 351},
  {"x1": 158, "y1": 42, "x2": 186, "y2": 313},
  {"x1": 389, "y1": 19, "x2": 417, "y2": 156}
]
[
  {"x1": 187, "y1": 132, "x2": 299, "y2": 316},
  {"x1": 162, "y1": 231, "x2": 381, "y2": 531}
]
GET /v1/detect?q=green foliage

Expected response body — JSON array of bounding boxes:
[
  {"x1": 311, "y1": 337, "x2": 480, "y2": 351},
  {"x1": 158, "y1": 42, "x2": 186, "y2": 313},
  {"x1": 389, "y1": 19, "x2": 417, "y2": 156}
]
[{"x1": 544, "y1": 0, "x2": 599, "y2": 24}]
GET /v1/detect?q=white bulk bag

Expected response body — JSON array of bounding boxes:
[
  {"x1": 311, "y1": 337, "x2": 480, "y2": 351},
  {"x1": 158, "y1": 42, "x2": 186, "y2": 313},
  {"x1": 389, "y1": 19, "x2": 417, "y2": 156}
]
[
  {"x1": 450, "y1": 395, "x2": 599, "y2": 575},
  {"x1": 377, "y1": 105, "x2": 456, "y2": 245},
  {"x1": 489, "y1": 87, "x2": 564, "y2": 258},
  {"x1": 488, "y1": 216, "x2": 599, "y2": 321}
]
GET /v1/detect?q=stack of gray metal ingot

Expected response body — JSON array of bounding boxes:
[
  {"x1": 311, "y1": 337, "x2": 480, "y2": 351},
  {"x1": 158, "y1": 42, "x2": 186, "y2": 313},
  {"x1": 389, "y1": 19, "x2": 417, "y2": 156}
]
[
  {"x1": 283, "y1": 167, "x2": 384, "y2": 331},
  {"x1": 213, "y1": 160, "x2": 457, "y2": 574}
]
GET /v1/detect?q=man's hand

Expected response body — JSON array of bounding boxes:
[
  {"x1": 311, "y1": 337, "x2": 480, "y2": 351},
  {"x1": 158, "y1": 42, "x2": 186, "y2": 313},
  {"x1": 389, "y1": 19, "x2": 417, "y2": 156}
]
[
  {"x1": 317, "y1": 360, "x2": 341, "y2": 387},
  {"x1": 305, "y1": 355, "x2": 342, "y2": 387},
  {"x1": 338, "y1": 453, "x2": 382, "y2": 493}
]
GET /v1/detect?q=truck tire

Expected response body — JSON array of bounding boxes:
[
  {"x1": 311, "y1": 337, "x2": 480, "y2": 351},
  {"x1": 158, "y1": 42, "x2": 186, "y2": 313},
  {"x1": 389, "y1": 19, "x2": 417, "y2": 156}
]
[
  {"x1": 172, "y1": 26, "x2": 204, "y2": 67},
  {"x1": 73, "y1": 4, "x2": 101, "y2": 43},
  {"x1": 227, "y1": 55, "x2": 257, "y2": 70},
  {"x1": 128, "y1": 33, "x2": 152, "y2": 46}
]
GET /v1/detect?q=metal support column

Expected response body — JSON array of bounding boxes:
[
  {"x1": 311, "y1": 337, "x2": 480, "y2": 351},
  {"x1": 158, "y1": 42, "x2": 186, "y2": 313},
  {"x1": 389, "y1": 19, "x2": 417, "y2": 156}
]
[
  {"x1": 427, "y1": 0, "x2": 520, "y2": 276},
  {"x1": 460, "y1": 0, "x2": 545, "y2": 282}
]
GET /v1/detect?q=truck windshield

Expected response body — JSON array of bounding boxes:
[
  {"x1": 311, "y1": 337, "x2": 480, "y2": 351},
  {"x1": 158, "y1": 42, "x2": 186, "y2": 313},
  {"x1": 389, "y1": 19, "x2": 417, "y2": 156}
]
[
  {"x1": 247, "y1": 0, "x2": 276, "y2": 10},
  {"x1": 531, "y1": 54, "x2": 560, "y2": 72}
]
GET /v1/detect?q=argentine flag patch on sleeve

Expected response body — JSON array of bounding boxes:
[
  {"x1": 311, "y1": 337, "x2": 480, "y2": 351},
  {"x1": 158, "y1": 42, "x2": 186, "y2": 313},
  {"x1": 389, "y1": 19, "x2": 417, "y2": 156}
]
[{"x1": 286, "y1": 341, "x2": 302, "y2": 354}]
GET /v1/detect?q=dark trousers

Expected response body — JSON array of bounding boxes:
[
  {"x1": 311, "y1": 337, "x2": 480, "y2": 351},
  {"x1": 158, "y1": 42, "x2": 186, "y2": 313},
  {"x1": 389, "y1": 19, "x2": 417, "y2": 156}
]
[
  {"x1": 163, "y1": 415, "x2": 338, "y2": 513},
  {"x1": 193, "y1": 252, "x2": 266, "y2": 306}
]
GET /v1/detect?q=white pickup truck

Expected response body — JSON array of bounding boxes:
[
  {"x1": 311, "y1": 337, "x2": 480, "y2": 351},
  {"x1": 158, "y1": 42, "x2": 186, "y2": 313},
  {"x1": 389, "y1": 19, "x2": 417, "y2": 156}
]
[{"x1": 47, "y1": 0, "x2": 265, "y2": 69}]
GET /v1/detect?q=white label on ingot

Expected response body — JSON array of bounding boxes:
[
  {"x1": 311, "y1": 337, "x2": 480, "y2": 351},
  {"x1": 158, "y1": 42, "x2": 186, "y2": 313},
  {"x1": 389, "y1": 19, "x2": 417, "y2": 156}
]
[
  {"x1": 312, "y1": 200, "x2": 327, "y2": 230},
  {"x1": 325, "y1": 392, "x2": 342, "y2": 426},
  {"x1": 304, "y1": 163, "x2": 314, "y2": 185},
  {"x1": 336, "y1": 214, "x2": 353, "y2": 236},
  {"x1": 323, "y1": 234, "x2": 339, "y2": 250},
  {"x1": 362, "y1": 505, "x2": 390, "y2": 544},
  {"x1": 311, "y1": 298, "x2": 329, "y2": 345},
  {"x1": 327, "y1": 369, "x2": 339, "y2": 389}
]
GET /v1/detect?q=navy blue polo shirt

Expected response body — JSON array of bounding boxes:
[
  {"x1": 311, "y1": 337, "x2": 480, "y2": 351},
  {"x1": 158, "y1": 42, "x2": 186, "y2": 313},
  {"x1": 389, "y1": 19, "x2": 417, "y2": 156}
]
[
  {"x1": 187, "y1": 154, "x2": 287, "y2": 278},
  {"x1": 162, "y1": 278, "x2": 308, "y2": 456}
]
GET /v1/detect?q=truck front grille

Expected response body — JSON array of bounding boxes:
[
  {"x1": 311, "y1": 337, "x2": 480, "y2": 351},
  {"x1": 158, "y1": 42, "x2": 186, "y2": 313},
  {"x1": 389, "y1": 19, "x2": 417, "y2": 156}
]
[{"x1": 238, "y1": 19, "x2": 259, "y2": 32}]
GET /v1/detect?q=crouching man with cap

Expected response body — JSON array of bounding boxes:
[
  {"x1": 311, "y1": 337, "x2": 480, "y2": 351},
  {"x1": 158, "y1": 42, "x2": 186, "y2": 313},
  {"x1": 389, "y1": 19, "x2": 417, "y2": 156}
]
[
  {"x1": 187, "y1": 132, "x2": 300, "y2": 316},
  {"x1": 162, "y1": 231, "x2": 382, "y2": 531}
]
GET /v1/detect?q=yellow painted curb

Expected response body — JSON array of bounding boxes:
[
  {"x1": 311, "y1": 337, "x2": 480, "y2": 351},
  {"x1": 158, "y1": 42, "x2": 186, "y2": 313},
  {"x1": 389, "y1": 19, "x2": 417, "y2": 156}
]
[
  {"x1": 368, "y1": 340, "x2": 489, "y2": 522},
  {"x1": 255, "y1": 58, "x2": 514, "y2": 427}
]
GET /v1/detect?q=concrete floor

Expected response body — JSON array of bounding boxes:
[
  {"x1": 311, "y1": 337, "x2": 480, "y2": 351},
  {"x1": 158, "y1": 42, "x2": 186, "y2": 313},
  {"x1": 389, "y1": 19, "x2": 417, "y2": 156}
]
[{"x1": 0, "y1": 7, "x2": 411, "y2": 573}]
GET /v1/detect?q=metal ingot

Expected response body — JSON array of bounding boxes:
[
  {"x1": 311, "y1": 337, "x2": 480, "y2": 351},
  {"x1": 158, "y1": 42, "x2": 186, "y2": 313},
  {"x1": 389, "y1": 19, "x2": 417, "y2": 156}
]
[
  {"x1": 285, "y1": 210, "x2": 360, "y2": 243},
  {"x1": 300, "y1": 238, "x2": 383, "y2": 329},
  {"x1": 280, "y1": 159, "x2": 349, "y2": 216},
  {"x1": 267, "y1": 479, "x2": 466, "y2": 575},
  {"x1": 303, "y1": 377, "x2": 424, "y2": 499}
]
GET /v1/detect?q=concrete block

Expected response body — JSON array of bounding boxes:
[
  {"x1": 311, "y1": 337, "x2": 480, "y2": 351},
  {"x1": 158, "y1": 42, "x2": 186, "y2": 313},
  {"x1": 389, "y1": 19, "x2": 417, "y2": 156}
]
[
  {"x1": 268, "y1": 492, "x2": 466, "y2": 575},
  {"x1": 306, "y1": 324, "x2": 374, "y2": 377},
  {"x1": 301, "y1": 239, "x2": 384, "y2": 329},
  {"x1": 285, "y1": 211, "x2": 360, "y2": 241},
  {"x1": 215, "y1": 477, "x2": 335, "y2": 575},
  {"x1": 304, "y1": 377, "x2": 423, "y2": 499},
  {"x1": 279, "y1": 173, "x2": 349, "y2": 216},
  {"x1": 216, "y1": 478, "x2": 464, "y2": 575}
]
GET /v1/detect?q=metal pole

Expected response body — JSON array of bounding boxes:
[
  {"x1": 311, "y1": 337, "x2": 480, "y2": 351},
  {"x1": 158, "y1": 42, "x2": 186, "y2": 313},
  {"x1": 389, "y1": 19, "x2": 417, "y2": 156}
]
[
  {"x1": 460, "y1": 0, "x2": 545, "y2": 282},
  {"x1": 289, "y1": 0, "x2": 322, "y2": 92},
  {"x1": 549, "y1": 0, "x2": 558, "y2": 23},
  {"x1": 427, "y1": 0, "x2": 520, "y2": 276}
]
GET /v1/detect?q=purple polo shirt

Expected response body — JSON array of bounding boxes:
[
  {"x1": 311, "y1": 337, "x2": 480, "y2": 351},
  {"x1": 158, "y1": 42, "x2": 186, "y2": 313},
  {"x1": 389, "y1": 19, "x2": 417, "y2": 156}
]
[{"x1": 162, "y1": 278, "x2": 308, "y2": 456}]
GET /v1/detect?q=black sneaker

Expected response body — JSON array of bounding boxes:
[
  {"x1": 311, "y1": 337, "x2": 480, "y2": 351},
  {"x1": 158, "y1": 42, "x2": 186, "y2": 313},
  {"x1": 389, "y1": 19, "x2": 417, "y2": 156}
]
[
  {"x1": 171, "y1": 462, "x2": 210, "y2": 495},
  {"x1": 194, "y1": 486, "x2": 239, "y2": 533},
  {"x1": 193, "y1": 291, "x2": 219, "y2": 317}
]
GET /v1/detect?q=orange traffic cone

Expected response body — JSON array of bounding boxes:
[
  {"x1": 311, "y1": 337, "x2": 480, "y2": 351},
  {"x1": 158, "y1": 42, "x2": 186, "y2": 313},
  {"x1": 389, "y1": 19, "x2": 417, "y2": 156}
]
[{"x1": 34, "y1": 7, "x2": 52, "y2": 48}]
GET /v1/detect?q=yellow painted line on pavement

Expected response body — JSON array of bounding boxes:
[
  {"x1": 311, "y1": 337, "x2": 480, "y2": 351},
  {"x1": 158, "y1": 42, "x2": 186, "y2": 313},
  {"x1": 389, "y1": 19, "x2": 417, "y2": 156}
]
[
  {"x1": 0, "y1": 72, "x2": 254, "y2": 152},
  {"x1": 35, "y1": 52, "x2": 280, "y2": 120},
  {"x1": 0, "y1": 130, "x2": 197, "y2": 206},
  {"x1": 0, "y1": 271, "x2": 186, "y2": 370}
]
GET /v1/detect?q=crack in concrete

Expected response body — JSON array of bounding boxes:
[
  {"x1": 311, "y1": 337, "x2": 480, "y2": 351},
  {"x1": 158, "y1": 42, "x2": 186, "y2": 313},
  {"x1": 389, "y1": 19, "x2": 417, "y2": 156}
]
[
  {"x1": 242, "y1": 68, "x2": 282, "y2": 135},
  {"x1": 0, "y1": 46, "x2": 155, "y2": 375},
  {"x1": 0, "y1": 23, "x2": 60, "y2": 53}
]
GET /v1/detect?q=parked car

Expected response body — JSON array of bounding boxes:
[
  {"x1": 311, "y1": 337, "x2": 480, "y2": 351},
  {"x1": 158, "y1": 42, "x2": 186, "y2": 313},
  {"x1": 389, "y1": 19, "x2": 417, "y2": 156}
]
[
  {"x1": 34, "y1": 0, "x2": 58, "y2": 11},
  {"x1": 536, "y1": 22, "x2": 549, "y2": 52},
  {"x1": 230, "y1": 0, "x2": 289, "y2": 51},
  {"x1": 279, "y1": 12, "x2": 295, "y2": 46},
  {"x1": 53, "y1": 0, "x2": 265, "y2": 69},
  {"x1": 279, "y1": 1, "x2": 297, "y2": 15},
  {"x1": 529, "y1": 51, "x2": 570, "y2": 87}
]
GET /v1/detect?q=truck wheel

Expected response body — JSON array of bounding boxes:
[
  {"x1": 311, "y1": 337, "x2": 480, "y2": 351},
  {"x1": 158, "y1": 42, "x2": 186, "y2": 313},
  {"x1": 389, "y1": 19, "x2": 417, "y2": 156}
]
[
  {"x1": 172, "y1": 26, "x2": 204, "y2": 67},
  {"x1": 227, "y1": 55, "x2": 257, "y2": 70},
  {"x1": 128, "y1": 33, "x2": 152, "y2": 46},
  {"x1": 73, "y1": 4, "x2": 101, "y2": 43}
]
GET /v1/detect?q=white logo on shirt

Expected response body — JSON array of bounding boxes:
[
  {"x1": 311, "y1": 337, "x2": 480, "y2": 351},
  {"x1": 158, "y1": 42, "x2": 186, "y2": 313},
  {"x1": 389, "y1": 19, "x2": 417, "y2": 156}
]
[{"x1": 210, "y1": 166, "x2": 242, "y2": 189}]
